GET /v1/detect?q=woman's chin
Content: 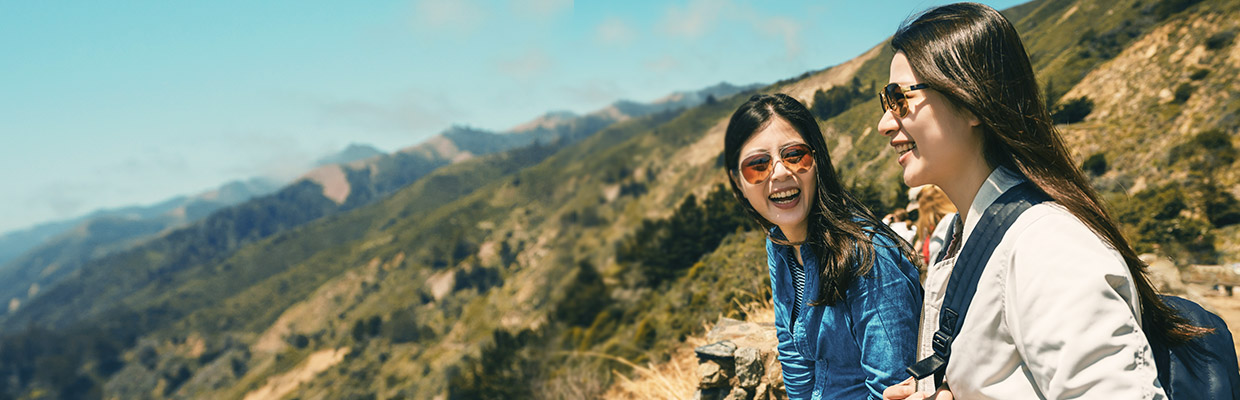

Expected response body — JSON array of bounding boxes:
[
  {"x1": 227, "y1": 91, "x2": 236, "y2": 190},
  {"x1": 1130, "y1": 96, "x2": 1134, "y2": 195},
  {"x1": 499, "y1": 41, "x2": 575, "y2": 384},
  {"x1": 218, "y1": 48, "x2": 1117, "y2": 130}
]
[
  {"x1": 902, "y1": 168, "x2": 927, "y2": 188},
  {"x1": 766, "y1": 211, "x2": 809, "y2": 233}
]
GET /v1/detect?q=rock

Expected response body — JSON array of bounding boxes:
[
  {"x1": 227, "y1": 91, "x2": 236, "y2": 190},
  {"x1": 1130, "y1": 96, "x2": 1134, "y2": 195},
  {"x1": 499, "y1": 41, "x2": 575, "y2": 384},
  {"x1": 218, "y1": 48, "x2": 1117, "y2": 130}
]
[
  {"x1": 754, "y1": 382, "x2": 769, "y2": 400},
  {"x1": 1142, "y1": 253, "x2": 1187, "y2": 294},
  {"x1": 699, "y1": 360, "x2": 728, "y2": 388},
  {"x1": 697, "y1": 388, "x2": 727, "y2": 400},
  {"x1": 695, "y1": 340, "x2": 738, "y2": 361},
  {"x1": 707, "y1": 317, "x2": 777, "y2": 350},
  {"x1": 734, "y1": 347, "x2": 764, "y2": 388},
  {"x1": 723, "y1": 386, "x2": 749, "y2": 400}
]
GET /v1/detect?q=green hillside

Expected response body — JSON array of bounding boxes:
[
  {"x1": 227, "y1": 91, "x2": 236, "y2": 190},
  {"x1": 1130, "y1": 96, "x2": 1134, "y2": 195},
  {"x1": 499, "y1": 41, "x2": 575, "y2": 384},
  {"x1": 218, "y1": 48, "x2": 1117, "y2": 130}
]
[{"x1": 1, "y1": 0, "x2": 1238, "y2": 398}]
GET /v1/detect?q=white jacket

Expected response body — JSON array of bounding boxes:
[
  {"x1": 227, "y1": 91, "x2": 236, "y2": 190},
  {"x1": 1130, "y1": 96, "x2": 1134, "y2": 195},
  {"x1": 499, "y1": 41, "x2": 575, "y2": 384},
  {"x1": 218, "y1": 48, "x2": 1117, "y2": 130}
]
[{"x1": 915, "y1": 167, "x2": 1165, "y2": 399}]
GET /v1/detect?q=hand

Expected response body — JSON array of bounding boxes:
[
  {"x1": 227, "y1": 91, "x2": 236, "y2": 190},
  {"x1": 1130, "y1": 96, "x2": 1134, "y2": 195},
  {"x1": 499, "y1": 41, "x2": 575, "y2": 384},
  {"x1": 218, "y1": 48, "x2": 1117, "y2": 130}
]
[{"x1": 883, "y1": 377, "x2": 954, "y2": 400}]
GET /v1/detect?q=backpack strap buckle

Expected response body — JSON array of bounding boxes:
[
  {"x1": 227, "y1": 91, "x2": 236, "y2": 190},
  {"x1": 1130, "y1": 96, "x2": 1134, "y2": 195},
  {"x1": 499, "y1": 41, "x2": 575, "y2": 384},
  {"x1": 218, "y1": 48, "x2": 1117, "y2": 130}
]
[{"x1": 908, "y1": 354, "x2": 946, "y2": 380}]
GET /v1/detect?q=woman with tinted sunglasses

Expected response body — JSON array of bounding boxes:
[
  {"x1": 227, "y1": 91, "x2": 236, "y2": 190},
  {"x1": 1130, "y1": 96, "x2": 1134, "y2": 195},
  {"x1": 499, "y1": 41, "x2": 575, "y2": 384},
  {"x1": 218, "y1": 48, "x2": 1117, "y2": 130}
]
[
  {"x1": 724, "y1": 93, "x2": 923, "y2": 399},
  {"x1": 878, "y1": 3, "x2": 1205, "y2": 399}
]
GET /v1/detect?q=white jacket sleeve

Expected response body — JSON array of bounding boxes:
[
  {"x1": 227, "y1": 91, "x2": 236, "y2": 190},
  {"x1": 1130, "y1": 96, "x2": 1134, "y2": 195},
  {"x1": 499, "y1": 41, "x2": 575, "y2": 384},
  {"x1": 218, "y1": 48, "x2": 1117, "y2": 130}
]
[{"x1": 1004, "y1": 211, "x2": 1166, "y2": 399}]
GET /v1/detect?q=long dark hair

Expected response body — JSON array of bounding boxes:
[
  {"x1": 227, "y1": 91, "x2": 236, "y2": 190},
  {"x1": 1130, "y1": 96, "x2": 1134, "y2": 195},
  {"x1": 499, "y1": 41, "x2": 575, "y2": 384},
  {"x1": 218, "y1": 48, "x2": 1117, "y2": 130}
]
[
  {"x1": 724, "y1": 93, "x2": 918, "y2": 306},
  {"x1": 892, "y1": 2, "x2": 1206, "y2": 343}
]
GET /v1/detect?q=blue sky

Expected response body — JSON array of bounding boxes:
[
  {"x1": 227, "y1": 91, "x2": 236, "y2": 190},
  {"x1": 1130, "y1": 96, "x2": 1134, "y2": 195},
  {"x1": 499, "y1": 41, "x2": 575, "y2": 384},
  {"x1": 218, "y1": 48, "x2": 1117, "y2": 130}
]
[{"x1": 0, "y1": 0, "x2": 1027, "y2": 234}]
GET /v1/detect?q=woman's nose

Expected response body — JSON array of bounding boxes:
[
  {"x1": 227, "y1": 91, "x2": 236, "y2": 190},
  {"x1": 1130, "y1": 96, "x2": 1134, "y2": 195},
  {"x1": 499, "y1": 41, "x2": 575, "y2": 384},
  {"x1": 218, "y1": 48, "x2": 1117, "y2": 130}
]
[
  {"x1": 770, "y1": 158, "x2": 794, "y2": 181},
  {"x1": 877, "y1": 109, "x2": 899, "y2": 137}
]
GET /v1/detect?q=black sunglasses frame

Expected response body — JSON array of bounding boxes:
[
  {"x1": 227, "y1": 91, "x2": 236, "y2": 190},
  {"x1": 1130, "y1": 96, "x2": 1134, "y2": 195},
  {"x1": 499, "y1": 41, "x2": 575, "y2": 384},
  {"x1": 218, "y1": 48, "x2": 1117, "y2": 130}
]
[{"x1": 880, "y1": 83, "x2": 930, "y2": 118}]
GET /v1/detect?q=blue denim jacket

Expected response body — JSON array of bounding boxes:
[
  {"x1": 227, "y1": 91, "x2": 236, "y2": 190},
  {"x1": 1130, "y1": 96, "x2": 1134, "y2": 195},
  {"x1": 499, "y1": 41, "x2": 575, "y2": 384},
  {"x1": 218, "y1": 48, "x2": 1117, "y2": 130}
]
[{"x1": 768, "y1": 227, "x2": 922, "y2": 399}]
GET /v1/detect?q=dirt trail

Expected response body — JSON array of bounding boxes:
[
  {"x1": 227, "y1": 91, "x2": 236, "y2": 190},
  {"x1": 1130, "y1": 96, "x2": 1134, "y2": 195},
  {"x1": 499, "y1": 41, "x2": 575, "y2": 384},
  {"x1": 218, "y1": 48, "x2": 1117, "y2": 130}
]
[{"x1": 242, "y1": 347, "x2": 350, "y2": 400}]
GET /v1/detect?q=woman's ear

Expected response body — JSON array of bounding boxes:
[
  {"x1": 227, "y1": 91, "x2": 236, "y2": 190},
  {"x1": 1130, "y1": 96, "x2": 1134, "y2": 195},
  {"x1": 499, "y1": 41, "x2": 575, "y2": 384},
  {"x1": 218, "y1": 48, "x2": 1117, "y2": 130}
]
[{"x1": 964, "y1": 108, "x2": 981, "y2": 127}]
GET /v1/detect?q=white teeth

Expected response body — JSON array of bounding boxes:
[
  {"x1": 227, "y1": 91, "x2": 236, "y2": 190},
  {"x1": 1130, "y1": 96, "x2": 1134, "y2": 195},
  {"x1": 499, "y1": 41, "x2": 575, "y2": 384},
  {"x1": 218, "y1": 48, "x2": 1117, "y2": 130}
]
[
  {"x1": 769, "y1": 188, "x2": 800, "y2": 202},
  {"x1": 895, "y1": 142, "x2": 917, "y2": 155}
]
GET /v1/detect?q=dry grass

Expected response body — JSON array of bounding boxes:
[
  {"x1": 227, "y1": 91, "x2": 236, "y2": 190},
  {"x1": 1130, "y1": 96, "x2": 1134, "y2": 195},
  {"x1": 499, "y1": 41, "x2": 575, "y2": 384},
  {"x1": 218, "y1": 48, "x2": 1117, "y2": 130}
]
[{"x1": 600, "y1": 300, "x2": 775, "y2": 400}]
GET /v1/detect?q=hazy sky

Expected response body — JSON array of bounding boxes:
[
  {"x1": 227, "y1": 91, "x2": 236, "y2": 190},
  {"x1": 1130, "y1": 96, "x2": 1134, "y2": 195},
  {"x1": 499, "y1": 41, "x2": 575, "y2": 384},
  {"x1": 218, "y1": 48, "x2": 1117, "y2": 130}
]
[{"x1": 0, "y1": 0, "x2": 1026, "y2": 234}]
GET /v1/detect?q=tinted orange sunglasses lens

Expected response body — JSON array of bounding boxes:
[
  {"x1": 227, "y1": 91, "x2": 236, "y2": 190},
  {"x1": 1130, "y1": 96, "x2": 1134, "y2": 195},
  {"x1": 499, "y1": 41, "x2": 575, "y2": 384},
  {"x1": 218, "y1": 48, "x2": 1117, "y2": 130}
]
[
  {"x1": 880, "y1": 83, "x2": 929, "y2": 118},
  {"x1": 739, "y1": 144, "x2": 814, "y2": 184}
]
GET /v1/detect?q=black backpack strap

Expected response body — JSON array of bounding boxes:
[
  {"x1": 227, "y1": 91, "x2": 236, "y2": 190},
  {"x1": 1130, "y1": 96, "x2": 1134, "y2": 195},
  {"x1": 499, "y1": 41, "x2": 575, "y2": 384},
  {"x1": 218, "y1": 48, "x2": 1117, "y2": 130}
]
[{"x1": 907, "y1": 181, "x2": 1049, "y2": 387}]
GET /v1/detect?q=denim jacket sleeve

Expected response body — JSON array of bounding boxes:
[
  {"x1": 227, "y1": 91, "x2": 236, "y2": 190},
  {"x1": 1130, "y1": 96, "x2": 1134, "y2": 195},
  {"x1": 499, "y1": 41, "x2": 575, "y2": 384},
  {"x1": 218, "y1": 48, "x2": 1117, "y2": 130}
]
[
  {"x1": 768, "y1": 238, "x2": 815, "y2": 398},
  {"x1": 847, "y1": 236, "x2": 923, "y2": 398}
]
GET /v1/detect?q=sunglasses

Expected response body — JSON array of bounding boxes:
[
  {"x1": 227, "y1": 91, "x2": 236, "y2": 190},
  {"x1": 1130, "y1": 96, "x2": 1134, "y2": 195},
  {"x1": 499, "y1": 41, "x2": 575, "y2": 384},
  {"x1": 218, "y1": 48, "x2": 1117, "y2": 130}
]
[
  {"x1": 879, "y1": 83, "x2": 930, "y2": 118},
  {"x1": 737, "y1": 143, "x2": 814, "y2": 184}
]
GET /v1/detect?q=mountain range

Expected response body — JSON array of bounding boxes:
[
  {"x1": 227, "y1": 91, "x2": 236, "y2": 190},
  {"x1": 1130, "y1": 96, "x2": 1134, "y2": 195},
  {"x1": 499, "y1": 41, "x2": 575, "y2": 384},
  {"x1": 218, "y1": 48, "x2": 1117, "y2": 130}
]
[{"x1": 0, "y1": 0, "x2": 1237, "y2": 398}]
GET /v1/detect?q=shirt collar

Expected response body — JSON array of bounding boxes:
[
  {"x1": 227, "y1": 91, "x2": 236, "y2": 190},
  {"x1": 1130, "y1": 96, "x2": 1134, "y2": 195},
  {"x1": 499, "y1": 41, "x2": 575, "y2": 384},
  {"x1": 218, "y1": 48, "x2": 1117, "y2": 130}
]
[{"x1": 769, "y1": 226, "x2": 814, "y2": 262}]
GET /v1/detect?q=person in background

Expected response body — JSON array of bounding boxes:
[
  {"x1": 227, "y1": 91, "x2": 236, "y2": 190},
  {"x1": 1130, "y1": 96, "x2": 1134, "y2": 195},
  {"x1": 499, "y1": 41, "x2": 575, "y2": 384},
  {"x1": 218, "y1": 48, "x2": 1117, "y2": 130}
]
[
  {"x1": 877, "y1": 3, "x2": 1205, "y2": 399},
  {"x1": 884, "y1": 208, "x2": 917, "y2": 244},
  {"x1": 724, "y1": 93, "x2": 923, "y2": 399},
  {"x1": 911, "y1": 185, "x2": 955, "y2": 266}
]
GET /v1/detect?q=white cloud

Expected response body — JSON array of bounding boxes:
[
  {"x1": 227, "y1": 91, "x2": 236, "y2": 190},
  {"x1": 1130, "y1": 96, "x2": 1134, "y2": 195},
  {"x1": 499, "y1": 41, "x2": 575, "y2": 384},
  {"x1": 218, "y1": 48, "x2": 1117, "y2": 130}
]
[
  {"x1": 412, "y1": 0, "x2": 487, "y2": 35},
  {"x1": 114, "y1": 151, "x2": 190, "y2": 176},
  {"x1": 497, "y1": 48, "x2": 553, "y2": 80},
  {"x1": 217, "y1": 135, "x2": 320, "y2": 181},
  {"x1": 754, "y1": 15, "x2": 803, "y2": 59},
  {"x1": 657, "y1": 0, "x2": 731, "y2": 38},
  {"x1": 655, "y1": 0, "x2": 804, "y2": 60},
  {"x1": 595, "y1": 17, "x2": 635, "y2": 46},
  {"x1": 35, "y1": 182, "x2": 92, "y2": 218},
  {"x1": 645, "y1": 55, "x2": 681, "y2": 73},
  {"x1": 314, "y1": 90, "x2": 466, "y2": 151},
  {"x1": 561, "y1": 80, "x2": 627, "y2": 105},
  {"x1": 510, "y1": 0, "x2": 573, "y2": 19}
]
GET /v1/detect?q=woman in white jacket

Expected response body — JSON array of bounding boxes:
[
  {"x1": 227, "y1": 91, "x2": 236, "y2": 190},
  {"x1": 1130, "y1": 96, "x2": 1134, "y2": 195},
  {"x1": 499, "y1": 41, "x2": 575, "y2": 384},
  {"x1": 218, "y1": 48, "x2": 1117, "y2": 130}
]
[{"x1": 875, "y1": 3, "x2": 1208, "y2": 399}]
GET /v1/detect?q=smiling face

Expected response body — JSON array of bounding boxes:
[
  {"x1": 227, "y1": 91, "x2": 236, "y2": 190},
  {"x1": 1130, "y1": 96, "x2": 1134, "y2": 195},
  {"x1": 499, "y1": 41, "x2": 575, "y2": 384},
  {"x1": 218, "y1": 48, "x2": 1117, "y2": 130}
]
[
  {"x1": 877, "y1": 52, "x2": 985, "y2": 189},
  {"x1": 733, "y1": 116, "x2": 817, "y2": 241}
]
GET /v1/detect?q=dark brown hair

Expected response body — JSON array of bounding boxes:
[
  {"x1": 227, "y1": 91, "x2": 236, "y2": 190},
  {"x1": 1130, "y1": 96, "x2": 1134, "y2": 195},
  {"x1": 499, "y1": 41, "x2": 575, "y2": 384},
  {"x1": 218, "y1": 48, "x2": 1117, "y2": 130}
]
[
  {"x1": 892, "y1": 2, "x2": 1205, "y2": 343},
  {"x1": 723, "y1": 93, "x2": 918, "y2": 306}
]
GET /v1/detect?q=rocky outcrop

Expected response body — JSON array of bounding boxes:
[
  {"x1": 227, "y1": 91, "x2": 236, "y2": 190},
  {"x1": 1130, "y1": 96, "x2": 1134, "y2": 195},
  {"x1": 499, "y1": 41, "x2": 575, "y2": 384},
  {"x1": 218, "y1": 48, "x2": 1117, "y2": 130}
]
[{"x1": 693, "y1": 317, "x2": 785, "y2": 400}]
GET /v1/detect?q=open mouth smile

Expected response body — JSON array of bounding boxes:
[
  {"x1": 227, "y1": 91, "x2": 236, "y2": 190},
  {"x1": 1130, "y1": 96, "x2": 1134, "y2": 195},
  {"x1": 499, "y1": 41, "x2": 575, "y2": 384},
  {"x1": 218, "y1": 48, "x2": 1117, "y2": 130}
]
[
  {"x1": 895, "y1": 142, "x2": 917, "y2": 156},
  {"x1": 769, "y1": 187, "x2": 801, "y2": 208}
]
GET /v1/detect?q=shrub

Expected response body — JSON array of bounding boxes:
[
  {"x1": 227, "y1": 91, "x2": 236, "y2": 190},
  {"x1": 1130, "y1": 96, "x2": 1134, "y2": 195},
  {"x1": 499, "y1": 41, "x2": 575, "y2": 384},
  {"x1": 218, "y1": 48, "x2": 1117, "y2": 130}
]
[
  {"x1": 1173, "y1": 83, "x2": 1194, "y2": 104},
  {"x1": 382, "y1": 310, "x2": 430, "y2": 343},
  {"x1": 1167, "y1": 129, "x2": 1237, "y2": 170},
  {"x1": 633, "y1": 317, "x2": 657, "y2": 350},
  {"x1": 1082, "y1": 153, "x2": 1108, "y2": 176},
  {"x1": 1189, "y1": 68, "x2": 1209, "y2": 81},
  {"x1": 1114, "y1": 184, "x2": 1217, "y2": 263},
  {"x1": 1052, "y1": 96, "x2": 1094, "y2": 124},
  {"x1": 1203, "y1": 184, "x2": 1240, "y2": 228},
  {"x1": 367, "y1": 316, "x2": 382, "y2": 337},
  {"x1": 1142, "y1": 0, "x2": 1204, "y2": 20},
  {"x1": 289, "y1": 334, "x2": 309, "y2": 348},
  {"x1": 849, "y1": 180, "x2": 895, "y2": 218},
  {"x1": 553, "y1": 261, "x2": 610, "y2": 327},
  {"x1": 617, "y1": 184, "x2": 751, "y2": 286},
  {"x1": 811, "y1": 77, "x2": 866, "y2": 121},
  {"x1": 446, "y1": 329, "x2": 539, "y2": 400},
  {"x1": 352, "y1": 320, "x2": 367, "y2": 342},
  {"x1": 1206, "y1": 30, "x2": 1237, "y2": 50}
]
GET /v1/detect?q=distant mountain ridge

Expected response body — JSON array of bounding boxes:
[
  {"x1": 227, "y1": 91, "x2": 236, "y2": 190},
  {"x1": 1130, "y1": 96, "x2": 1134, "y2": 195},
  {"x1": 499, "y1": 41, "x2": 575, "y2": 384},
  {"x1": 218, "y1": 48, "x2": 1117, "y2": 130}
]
[
  {"x1": 314, "y1": 143, "x2": 385, "y2": 167},
  {"x1": 0, "y1": 81, "x2": 758, "y2": 325},
  {"x1": 0, "y1": 176, "x2": 283, "y2": 315},
  {"x1": 0, "y1": 141, "x2": 398, "y2": 317}
]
